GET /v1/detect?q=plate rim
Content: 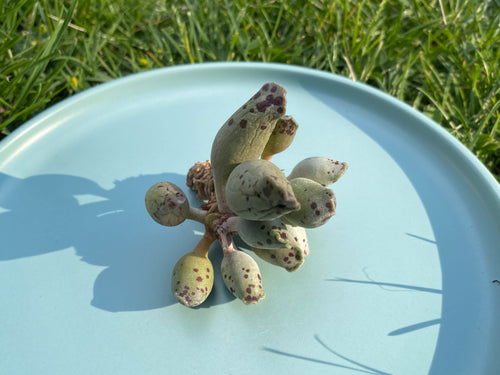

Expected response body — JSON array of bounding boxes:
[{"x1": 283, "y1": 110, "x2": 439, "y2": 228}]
[
  {"x1": 1, "y1": 61, "x2": 499, "y2": 374},
  {"x1": 1, "y1": 61, "x2": 498, "y2": 193}
]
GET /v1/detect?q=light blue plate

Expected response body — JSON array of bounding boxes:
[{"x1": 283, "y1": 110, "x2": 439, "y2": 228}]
[{"x1": 1, "y1": 63, "x2": 499, "y2": 375}]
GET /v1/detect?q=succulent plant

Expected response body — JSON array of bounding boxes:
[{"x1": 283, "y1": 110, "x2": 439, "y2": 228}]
[
  {"x1": 237, "y1": 217, "x2": 290, "y2": 249},
  {"x1": 252, "y1": 225, "x2": 309, "y2": 272},
  {"x1": 210, "y1": 82, "x2": 287, "y2": 213},
  {"x1": 283, "y1": 177, "x2": 336, "y2": 228},
  {"x1": 261, "y1": 115, "x2": 298, "y2": 160},
  {"x1": 171, "y1": 232, "x2": 215, "y2": 307},
  {"x1": 145, "y1": 182, "x2": 190, "y2": 226},
  {"x1": 144, "y1": 82, "x2": 348, "y2": 307},
  {"x1": 288, "y1": 157, "x2": 348, "y2": 186},
  {"x1": 172, "y1": 252, "x2": 214, "y2": 307},
  {"x1": 221, "y1": 248, "x2": 265, "y2": 304},
  {"x1": 225, "y1": 159, "x2": 299, "y2": 221}
]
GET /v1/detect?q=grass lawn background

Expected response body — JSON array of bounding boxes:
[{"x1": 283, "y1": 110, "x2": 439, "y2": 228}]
[{"x1": 1, "y1": 0, "x2": 499, "y2": 180}]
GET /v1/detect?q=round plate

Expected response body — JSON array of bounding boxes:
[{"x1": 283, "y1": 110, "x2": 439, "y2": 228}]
[{"x1": 1, "y1": 63, "x2": 499, "y2": 375}]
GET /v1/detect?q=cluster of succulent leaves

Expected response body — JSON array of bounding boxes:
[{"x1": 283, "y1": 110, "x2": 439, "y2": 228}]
[{"x1": 144, "y1": 83, "x2": 347, "y2": 307}]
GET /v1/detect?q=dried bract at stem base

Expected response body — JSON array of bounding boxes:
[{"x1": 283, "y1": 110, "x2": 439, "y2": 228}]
[{"x1": 186, "y1": 160, "x2": 214, "y2": 202}]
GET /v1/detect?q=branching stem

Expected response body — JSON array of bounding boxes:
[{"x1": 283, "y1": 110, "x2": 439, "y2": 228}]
[
  {"x1": 191, "y1": 231, "x2": 216, "y2": 257},
  {"x1": 214, "y1": 215, "x2": 239, "y2": 255},
  {"x1": 187, "y1": 206, "x2": 208, "y2": 223}
]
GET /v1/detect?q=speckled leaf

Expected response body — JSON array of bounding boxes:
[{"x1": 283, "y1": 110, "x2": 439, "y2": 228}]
[
  {"x1": 210, "y1": 83, "x2": 287, "y2": 212},
  {"x1": 237, "y1": 217, "x2": 291, "y2": 249},
  {"x1": 288, "y1": 157, "x2": 348, "y2": 186},
  {"x1": 225, "y1": 159, "x2": 299, "y2": 221},
  {"x1": 261, "y1": 115, "x2": 298, "y2": 159},
  {"x1": 252, "y1": 225, "x2": 309, "y2": 272},
  {"x1": 282, "y1": 177, "x2": 336, "y2": 228},
  {"x1": 221, "y1": 250, "x2": 265, "y2": 305},
  {"x1": 145, "y1": 182, "x2": 190, "y2": 226},
  {"x1": 171, "y1": 252, "x2": 214, "y2": 307}
]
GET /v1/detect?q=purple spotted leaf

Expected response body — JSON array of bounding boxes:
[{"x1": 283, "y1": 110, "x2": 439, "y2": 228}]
[
  {"x1": 261, "y1": 115, "x2": 298, "y2": 160},
  {"x1": 225, "y1": 159, "x2": 300, "y2": 221},
  {"x1": 221, "y1": 250, "x2": 265, "y2": 305},
  {"x1": 145, "y1": 182, "x2": 190, "y2": 226},
  {"x1": 282, "y1": 177, "x2": 336, "y2": 228},
  {"x1": 288, "y1": 157, "x2": 348, "y2": 186},
  {"x1": 171, "y1": 252, "x2": 214, "y2": 307},
  {"x1": 237, "y1": 217, "x2": 291, "y2": 249},
  {"x1": 252, "y1": 225, "x2": 309, "y2": 272},
  {"x1": 210, "y1": 83, "x2": 287, "y2": 213}
]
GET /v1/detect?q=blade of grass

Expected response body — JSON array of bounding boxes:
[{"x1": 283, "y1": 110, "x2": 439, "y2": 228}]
[{"x1": 13, "y1": 0, "x2": 78, "y2": 107}]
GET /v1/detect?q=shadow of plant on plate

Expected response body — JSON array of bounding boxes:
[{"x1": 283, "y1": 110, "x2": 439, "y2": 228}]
[
  {"x1": 0, "y1": 171, "x2": 235, "y2": 312},
  {"x1": 262, "y1": 334, "x2": 391, "y2": 375}
]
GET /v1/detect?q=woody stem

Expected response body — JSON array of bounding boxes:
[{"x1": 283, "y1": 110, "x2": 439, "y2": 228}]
[
  {"x1": 215, "y1": 216, "x2": 239, "y2": 255},
  {"x1": 191, "y1": 231, "x2": 216, "y2": 257}
]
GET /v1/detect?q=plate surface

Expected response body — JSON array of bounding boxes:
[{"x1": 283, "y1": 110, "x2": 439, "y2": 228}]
[{"x1": 1, "y1": 63, "x2": 499, "y2": 375}]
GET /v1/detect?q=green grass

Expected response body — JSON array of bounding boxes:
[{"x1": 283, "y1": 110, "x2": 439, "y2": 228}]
[{"x1": 1, "y1": 0, "x2": 499, "y2": 179}]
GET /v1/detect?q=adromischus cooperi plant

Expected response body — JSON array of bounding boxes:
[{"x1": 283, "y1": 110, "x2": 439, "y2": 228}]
[{"x1": 145, "y1": 83, "x2": 348, "y2": 307}]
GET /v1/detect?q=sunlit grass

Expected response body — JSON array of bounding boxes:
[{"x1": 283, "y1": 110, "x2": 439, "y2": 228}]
[{"x1": 1, "y1": 0, "x2": 498, "y2": 178}]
